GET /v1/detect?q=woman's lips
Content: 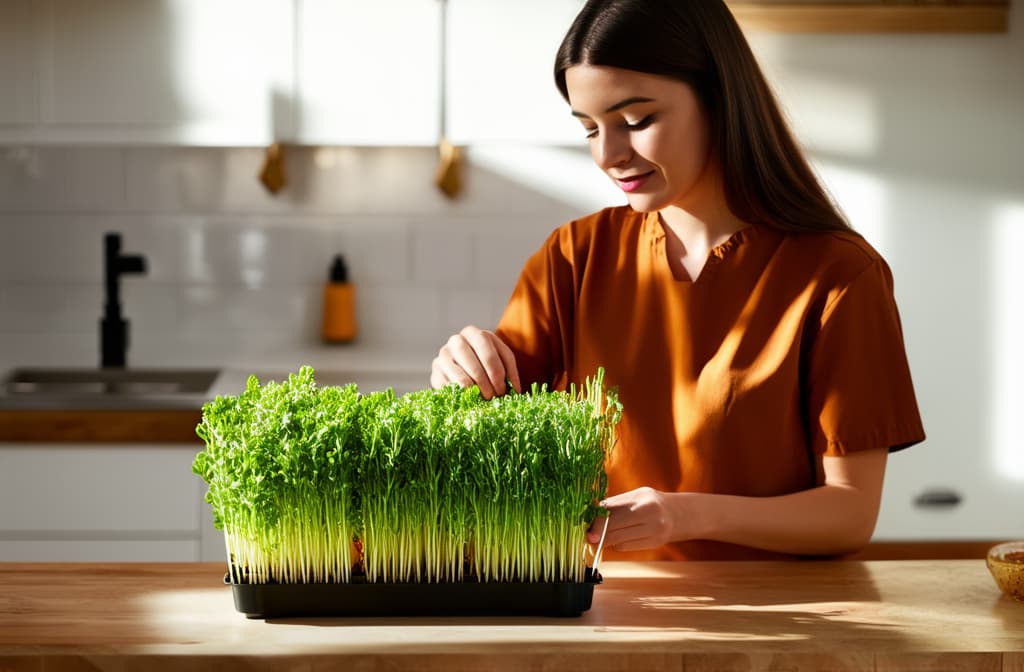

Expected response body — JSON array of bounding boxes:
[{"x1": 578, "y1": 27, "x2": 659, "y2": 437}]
[{"x1": 615, "y1": 171, "x2": 653, "y2": 193}]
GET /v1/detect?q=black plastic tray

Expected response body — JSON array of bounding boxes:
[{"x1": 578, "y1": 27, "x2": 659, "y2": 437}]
[{"x1": 227, "y1": 569, "x2": 602, "y2": 618}]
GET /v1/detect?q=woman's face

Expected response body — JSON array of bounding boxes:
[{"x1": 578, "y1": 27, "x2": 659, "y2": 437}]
[{"x1": 564, "y1": 64, "x2": 714, "y2": 213}]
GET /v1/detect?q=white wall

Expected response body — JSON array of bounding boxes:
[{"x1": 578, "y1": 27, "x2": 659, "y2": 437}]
[
  {"x1": 745, "y1": 9, "x2": 1024, "y2": 537},
  {"x1": 0, "y1": 6, "x2": 1021, "y2": 538}
]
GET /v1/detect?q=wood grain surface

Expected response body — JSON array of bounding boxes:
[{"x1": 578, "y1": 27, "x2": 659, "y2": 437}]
[
  {"x1": 0, "y1": 560, "x2": 1021, "y2": 671},
  {"x1": 0, "y1": 410, "x2": 202, "y2": 443},
  {"x1": 728, "y1": 2, "x2": 1008, "y2": 33}
]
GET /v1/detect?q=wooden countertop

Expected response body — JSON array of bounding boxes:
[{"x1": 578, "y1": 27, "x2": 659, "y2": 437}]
[
  {"x1": 1, "y1": 560, "x2": 1021, "y2": 671},
  {"x1": 0, "y1": 409, "x2": 203, "y2": 442}
]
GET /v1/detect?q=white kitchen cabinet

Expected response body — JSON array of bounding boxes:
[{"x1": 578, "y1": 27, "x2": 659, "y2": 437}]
[
  {"x1": 0, "y1": 0, "x2": 441, "y2": 147},
  {"x1": 872, "y1": 450, "x2": 1024, "y2": 542},
  {"x1": 446, "y1": 0, "x2": 585, "y2": 145},
  {"x1": 0, "y1": 444, "x2": 207, "y2": 562},
  {"x1": 0, "y1": 0, "x2": 292, "y2": 146},
  {"x1": 294, "y1": 0, "x2": 442, "y2": 146}
]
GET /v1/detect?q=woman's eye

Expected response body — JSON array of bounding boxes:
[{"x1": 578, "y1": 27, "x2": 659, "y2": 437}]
[
  {"x1": 625, "y1": 115, "x2": 654, "y2": 130},
  {"x1": 582, "y1": 114, "x2": 652, "y2": 140}
]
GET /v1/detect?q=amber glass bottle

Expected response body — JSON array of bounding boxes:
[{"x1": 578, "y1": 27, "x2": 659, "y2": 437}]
[{"x1": 321, "y1": 254, "x2": 357, "y2": 343}]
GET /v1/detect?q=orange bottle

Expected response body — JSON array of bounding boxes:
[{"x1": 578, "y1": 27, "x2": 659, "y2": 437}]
[{"x1": 321, "y1": 255, "x2": 357, "y2": 343}]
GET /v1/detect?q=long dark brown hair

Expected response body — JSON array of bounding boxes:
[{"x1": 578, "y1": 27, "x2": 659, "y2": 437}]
[{"x1": 555, "y1": 0, "x2": 852, "y2": 234}]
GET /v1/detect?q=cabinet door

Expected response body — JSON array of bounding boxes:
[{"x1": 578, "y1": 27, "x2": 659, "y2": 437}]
[
  {"x1": 0, "y1": 0, "x2": 292, "y2": 145},
  {"x1": 0, "y1": 445, "x2": 202, "y2": 561},
  {"x1": 447, "y1": 0, "x2": 584, "y2": 145},
  {"x1": 873, "y1": 450, "x2": 1024, "y2": 542},
  {"x1": 295, "y1": 0, "x2": 441, "y2": 146}
]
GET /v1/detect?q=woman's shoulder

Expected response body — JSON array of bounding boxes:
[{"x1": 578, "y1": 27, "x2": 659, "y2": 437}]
[
  {"x1": 551, "y1": 205, "x2": 645, "y2": 245},
  {"x1": 776, "y1": 228, "x2": 891, "y2": 280}
]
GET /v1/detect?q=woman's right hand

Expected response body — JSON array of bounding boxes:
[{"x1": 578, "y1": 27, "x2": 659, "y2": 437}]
[{"x1": 431, "y1": 325, "x2": 522, "y2": 400}]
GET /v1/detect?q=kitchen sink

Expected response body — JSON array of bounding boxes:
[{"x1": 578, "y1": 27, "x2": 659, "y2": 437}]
[{"x1": 0, "y1": 367, "x2": 221, "y2": 410}]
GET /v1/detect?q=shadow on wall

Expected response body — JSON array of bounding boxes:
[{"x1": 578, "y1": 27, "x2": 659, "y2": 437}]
[{"x1": 747, "y1": 10, "x2": 1024, "y2": 533}]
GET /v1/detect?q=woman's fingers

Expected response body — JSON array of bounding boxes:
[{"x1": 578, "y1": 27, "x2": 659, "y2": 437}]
[
  {"x1": 493, "y1": 335, "x2": 522, "y2": 394},
  {"x1": 431, "y1": 326, "x2": 519, "y2": 399},
  {"x1": 588, "y1": 487, "x2": 675, "y2": 551}
]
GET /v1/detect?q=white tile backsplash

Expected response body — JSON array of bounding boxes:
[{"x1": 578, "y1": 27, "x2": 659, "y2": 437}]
[
  {"x1": 62, "y1": 148, "x2": 126, "y2": 211},
  {"x1": 412, "y1": 226, "x2": 474, "y2": 287},
  {"x1": 337, "y1": 218, "x2": 413, "y2": 286},
  {"x1": 442, "y1": 289, "x2": 505, "y2": 339},
  {"x1": 3, "y1": 284, "x2": 101, "y2": 332},
  {"x1": 0, "y1": 146, "x2": 572, "y2": 367},
  {"x1": 0, "y1": 148, "x2": 63, "y2": 211},
  {"x1": 472, "y1": 226, "x2": 553, "y2": 288},
  {"x1": 4, "y1": 214, "x2": 109, "y2": 282}
]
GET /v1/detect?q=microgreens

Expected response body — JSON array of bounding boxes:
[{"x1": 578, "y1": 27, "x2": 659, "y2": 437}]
[{"x1": 193, "y1": 366, "x2": 620, "y2": 584}]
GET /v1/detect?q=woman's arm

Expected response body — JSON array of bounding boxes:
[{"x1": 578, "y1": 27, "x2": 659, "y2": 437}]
[{"x1": 591, "y1": 448, "x2": 888, "y2": 557}]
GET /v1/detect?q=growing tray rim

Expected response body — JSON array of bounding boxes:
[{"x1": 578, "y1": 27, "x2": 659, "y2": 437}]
[{"x1": 226, "y1": 567, "x2": 603, "y2": 619}]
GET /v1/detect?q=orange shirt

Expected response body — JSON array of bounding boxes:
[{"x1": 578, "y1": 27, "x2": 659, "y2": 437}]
[{"x1": 495, "y1": 206, "x2": 926, "y2": 561}]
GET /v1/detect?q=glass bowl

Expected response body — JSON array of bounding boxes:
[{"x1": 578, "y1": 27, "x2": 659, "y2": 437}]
[{"x1": 986, "y1": 541, "x2": 1024, "y2": 601}]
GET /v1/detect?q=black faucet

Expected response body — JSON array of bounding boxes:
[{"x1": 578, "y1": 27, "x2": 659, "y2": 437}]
[{"x1": 101, "y1": 232, "x2": 148, "y2": 368}]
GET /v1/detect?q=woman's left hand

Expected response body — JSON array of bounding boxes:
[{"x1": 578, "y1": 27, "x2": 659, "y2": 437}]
[{"x1": 587, "y1": 486, "x2": 685, "y2": 551}]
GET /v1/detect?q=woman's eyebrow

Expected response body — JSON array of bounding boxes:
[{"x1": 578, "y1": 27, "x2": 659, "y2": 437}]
[{"x1": 571, "y1": 96, "x2": 656, "y2": 118}]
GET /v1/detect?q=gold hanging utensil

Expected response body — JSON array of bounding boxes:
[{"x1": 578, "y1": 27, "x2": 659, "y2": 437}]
[
  {"x1": 435, "y1": 137, "x2": 462, "y2": 198},
  {"x1": 259, "y1": 142, "x2": 287, "y2": 195}
]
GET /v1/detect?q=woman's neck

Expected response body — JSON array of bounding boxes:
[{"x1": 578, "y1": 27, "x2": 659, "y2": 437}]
[{"x1": 657, "y1": 200, "x2": 747, "y2": 282}]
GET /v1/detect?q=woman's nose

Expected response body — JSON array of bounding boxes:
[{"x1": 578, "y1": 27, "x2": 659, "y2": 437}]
[{"x1": 592, "y1": 131, "x2": 632, "y2": 170}]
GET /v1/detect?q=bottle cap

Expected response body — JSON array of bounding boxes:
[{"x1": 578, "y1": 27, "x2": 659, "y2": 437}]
[{"x1": 329, "y1": 255, "x2": 349, "y2": 283}]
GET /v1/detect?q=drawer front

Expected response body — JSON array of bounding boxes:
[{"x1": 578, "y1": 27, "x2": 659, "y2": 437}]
[
  {"x1": 0, "y1": 539, "x2": 199, "y2": 562},
  {"x1": 0, "y1": 445, "x2": 201, "y2": 532}
]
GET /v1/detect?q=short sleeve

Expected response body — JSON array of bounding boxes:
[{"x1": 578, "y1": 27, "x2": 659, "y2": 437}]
[
  {"x1": 495, "y1": 227, "x2": 576, "y2": 389},
  {"x1": 806, "y1": 258, "x2": 926, "y2": 456}
]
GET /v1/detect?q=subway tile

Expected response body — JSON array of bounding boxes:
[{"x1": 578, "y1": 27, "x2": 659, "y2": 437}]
[
  {"x1": 293, "y1": 146, "x2": 589, "y2": 218},
  {"x1": 0, "y1": 218, "x2": 12, "y2": 283},
  {"x1": 7, "y1": 215, "x2": 108, "y2": 283},
  {"x1": 179, "y1": 284, "x2": 314, "y2": 334},
  {"x1": 126, "y1": 329, "x2": 277, "y2": 368},
  {"x1": 442, "y1": 288, "x2": 503, "y2": 337},
  {"x1": 333, "y1": 217, "x2": 412, "y2": 285},
  {"x1": 412, "y1": 226, "x2": 474, "y2": 286},
  {"x1": 124, "y1": 147, "x2": 291, "y2": 215},
  {"x1": 2, "y1": 284, "x2": 101, "y2": 333},
  {"x1": 0, "y1": 147, "x2": 66, "y2": 211},
  {"x1": 173, "y1": 217, "x2": 332, "y2": 287},
  {"x1": 123, "y1": 147, "x2": 219, "y2": 213},
  {"x1": 0, "y1": 331, "x2": 97, "y2": 367},
  {"x1": 61, "y1": 147, "x2": 126, "y2": 211},
  {"x1": 1, "y1": 214, "x2": 140, "y2": 283},
  {"x1": 217, "y1": 147, "x2": 306, "y2": 215},
  {"x1": 118, "y1": 283, "x2": 184, "y2": 332},
  {"x1": 283, "y1": 146, "x2": 375, "y2": 213},
  {"x1": 472, "y1": 227, "x2": 550, "y2": 289},
  {"x1": 356, "y1": 285, "x2": 444, "y2": 350}
]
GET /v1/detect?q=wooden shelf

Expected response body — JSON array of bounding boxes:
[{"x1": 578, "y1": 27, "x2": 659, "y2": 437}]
[{"x1": 728, "y1": 1, "x2": 1009, "y2": 32}]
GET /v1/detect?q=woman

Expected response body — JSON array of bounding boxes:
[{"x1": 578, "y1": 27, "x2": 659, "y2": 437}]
[{"x1": 431, "y1": 0, "x2": 925, "y2": 560}]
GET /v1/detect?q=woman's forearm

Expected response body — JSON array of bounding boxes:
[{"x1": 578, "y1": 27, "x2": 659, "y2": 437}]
[
  {"x1": 678, "y1": 482, "x2": 881, "y2": 556},
  {"x1": 594, "y1": 449, "x2": 887, "y2": 555},
  {"x1": 679, "y1": 449, "x2": 888, "y2": 556}
]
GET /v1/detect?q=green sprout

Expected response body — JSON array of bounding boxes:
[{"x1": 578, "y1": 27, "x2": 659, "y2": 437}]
[{"x1": 192, "y1": 365, "x2": 620, "y2": 585}]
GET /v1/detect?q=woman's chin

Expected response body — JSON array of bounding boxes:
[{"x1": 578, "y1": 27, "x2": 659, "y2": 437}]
[{"x1": 624, "y1": 193, "x2": 667, "y2": 213}]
